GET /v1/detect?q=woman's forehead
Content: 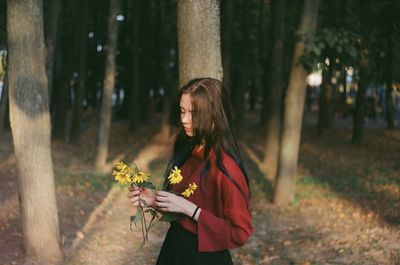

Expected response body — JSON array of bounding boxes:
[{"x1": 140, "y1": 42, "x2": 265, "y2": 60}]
[{"x1": 180, "y1": 93, "x2": 193, "y2": 110}]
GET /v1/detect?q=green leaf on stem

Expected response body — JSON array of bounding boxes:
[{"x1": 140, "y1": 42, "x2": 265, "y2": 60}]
[
  {"x1": 130, "y1": 207, "x2": 142, "y2": 231},
  {"x1": 141, "y1": 181, "x2": 155, "y2": 189}
]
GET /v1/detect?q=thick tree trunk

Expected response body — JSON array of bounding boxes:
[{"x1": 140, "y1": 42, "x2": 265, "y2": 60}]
[
  {"x1": 317, "y1": 65, "x2": 333, "y2": 135},
  {"x1": 70, "y1": 1, "x2": 89, "y2": 143},
  {"x1": 95, "y1": 0, "x2": 120, "y2": 170},
  {"x1": 274, "y1": 0, "x2": 319, "y2": 206},
  {"x1": 44, "y1": 0, "x2": 61, "y2": 100},
  {"x1": 177, "y1": 0, "x2": 223, "y2": 86},
  {"x1": 7, "y1": 0, "x2": 63, "y2": 263},
  {"x1": 263, "y1": 0, "x2": 285, "y2": 182},
  {"x1": 129, "y1": 0, "x2": 140, "y2": 130},
  {"x1": 221, "y1": 0, "x2": 233, "y2": 91}
]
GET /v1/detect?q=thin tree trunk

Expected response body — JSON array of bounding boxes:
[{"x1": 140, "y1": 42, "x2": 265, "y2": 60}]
[
  {"x1": 157, "y1": 0, "x2": 172, "y2": 142},
  {"x1": 384, "y1": 26, "x2": 394, "y2": 130},
  {"x1": 352, "y1": 1, "x2": 369, "y2": 144},
  {"x1": 0, "y1": 72, "x2": 8, "y2": 136},
  {"x1": 129, "y1": 0, "x2": 140, "y2": 130},
  {"x1": 53, "y1": 2, "x2": 79, "y2": 141},
  {"x1": 232, "y1": 0, "x2": 250, "y2": 129},
  {"x1": 274, "y1": 0, "x2": 319, "y2": 206},
  {"x1": 317, "y1": 65, "x2": 333, "y2": 135},
  {"x1": 44, "y1": 0, "x2": 61, "y2": 100},
  {"x1": 259, "y1": 0, "x2": 271, "y2": 126},
  {"x1": 70, "y1": 1, "x2": 89, "y2": 143},
  {"x1": 95, "y1": 0, "x2": 120, "y2": 170},
  {"x1": 177, "y1": 0, "x2": 223, "y2": 86},
  {"x1": 221, "y1": 0, "x2": 233, "y2": 91},
  {"x1": 7, "y1": 0, "x2": 63, "y2": 263},
  {"x1": 263, "y1": 0, "x2": 285, "y2": 182},
  {"x1": 352, "y1": 59, "x2": 368, "y2": 144}
]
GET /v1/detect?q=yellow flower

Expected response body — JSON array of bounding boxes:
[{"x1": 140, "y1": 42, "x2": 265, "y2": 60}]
[
  {"x1": 181, "y1": 182, "x2": 197, "y2": 198},
  {"x1": 168, "y1": 166, "x2": 183, "y2": 184},
  {"x1": 113, "y1": 161, "x2": 135, "y2": 184},
  {"x1": 113, "y1": 170, "x2": 131, "y2": 185},
  {"x1": 115, "y1": 161, "x2": 128, "y2": 171},
  {"x1": 132, "y1": 171, "x2": 149, "y2": 184}
]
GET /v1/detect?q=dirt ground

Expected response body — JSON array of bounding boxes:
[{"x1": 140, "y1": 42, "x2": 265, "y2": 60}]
[{"x1": 0, "y1": 117, "x2": 399, "y2": 265}]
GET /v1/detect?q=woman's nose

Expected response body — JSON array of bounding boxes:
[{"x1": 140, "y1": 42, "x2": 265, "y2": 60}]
[{"x1": 182, "y1": 112, "x2": 191, "y2": 124}]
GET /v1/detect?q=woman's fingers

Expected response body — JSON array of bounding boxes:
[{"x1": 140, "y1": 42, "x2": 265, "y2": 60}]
[
  {"x1": 154, "y1": 201, "x2": 168, "y2": 209},
  {"x1": 155, "y1": 190, "x2": 169, "y2": 197},
  {"x1": 128, "y1": 189, "x2": 140, "y2": 198},
  {"x1": 128, "y1": 186, "x2": 139, "y2": 192}
]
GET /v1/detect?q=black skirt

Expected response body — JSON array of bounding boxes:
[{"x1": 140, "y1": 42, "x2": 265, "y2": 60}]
[{"x1": 156, "y1": 222, "x2": 233, "y2": 265}]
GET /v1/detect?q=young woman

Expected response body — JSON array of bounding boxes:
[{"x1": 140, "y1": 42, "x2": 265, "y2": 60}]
[{"x1": 128, "y1": 78, "x2": 252, "y2": 265}]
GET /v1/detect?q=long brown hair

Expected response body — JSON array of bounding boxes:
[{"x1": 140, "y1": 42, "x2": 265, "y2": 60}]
[{"x1": 165, "y1": 78, "x2": 250, "y2": 199}]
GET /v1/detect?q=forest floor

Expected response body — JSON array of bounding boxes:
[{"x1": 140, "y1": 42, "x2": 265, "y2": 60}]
[{"x1": 0, "y1": 113, "x2": 400, "y2": 265}]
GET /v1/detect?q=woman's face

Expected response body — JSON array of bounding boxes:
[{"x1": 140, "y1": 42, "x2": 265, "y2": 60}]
[{"x1": 180, "y1": 93, "x2": 194, "y2": 136}]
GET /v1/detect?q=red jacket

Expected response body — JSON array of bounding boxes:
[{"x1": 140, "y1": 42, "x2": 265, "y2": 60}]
[{"x1": 170, "y1": 147, "x2": 253, "y2": 252}]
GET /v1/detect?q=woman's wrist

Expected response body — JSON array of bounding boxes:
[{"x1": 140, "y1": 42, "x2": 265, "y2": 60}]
[{"x1": 182, "y1": 200, "x2": 201, "y2": 221}]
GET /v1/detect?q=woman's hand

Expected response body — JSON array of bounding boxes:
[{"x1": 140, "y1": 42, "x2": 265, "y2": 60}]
[
  {"x1": 154, "y1": 191, "x2": 198, "y2": 219},
  {"x1": 128, "y1": 186, "x2": 155, "y2": 207}
]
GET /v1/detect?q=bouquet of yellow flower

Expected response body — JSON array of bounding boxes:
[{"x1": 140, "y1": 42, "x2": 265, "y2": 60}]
[{"x1": 112, "y1": 161, "x2": 197, "y2": 248}]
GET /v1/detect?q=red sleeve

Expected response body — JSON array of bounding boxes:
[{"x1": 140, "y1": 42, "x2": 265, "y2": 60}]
[{"x1": 196, "y1": 155, "x2": 253, "y2": 252}]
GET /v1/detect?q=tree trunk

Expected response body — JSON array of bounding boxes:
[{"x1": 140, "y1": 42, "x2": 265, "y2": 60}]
[
  {"x1": 95, "y1": 0, "x2": 120, "y2": 170},
  {"x1": 384, "y1": 25, "x2": 394, "y2": 130},
  {"x1": 231, "y1": 0, "x2": 250, "y2": 129},
  {"x1": 221, "y1": 0, "x2": 234, "y2": 91},
  {"x1": 157, "y1": 0, "x2": 172, "y2": 142},
  {"x1": 70, "y1": 1, "x2": 89, "y2": 143},
  {"x1": 352, "y1": 59, "x2": 368, "y2": 144},
  {"x1": 44, "y1": 0, "x2": 61, "y2": 101},
  {"x1": 177, "y1": 0, "x2": 223, "y2": 86},
  {"x1": 352, "y1": 1, "x2": 369, "y2": 144},
  {"x1": 128, "y1": 0, "x2": 140, "y2": 130},
  {"x1": 317, "y1": 65, "x2": 333, "y2": 135},
  {"x1": 274, "y1": 0, "x2": 319, "y2": 206},
  {"x1": 7, "y1": 0, "x2": 63, "y2": 263},
  {"x1": 0, "y1": 72, "x2": 8, "y2": 136},
  {"x1": 52, "y1": 2, "x2": 79, "y2": 141},
  {"x1": 262, "y1": 0, "x2": 285, "y2": 182},
  {"x1": 259, "y1": 0, "x2": 272, "y2": 126}
]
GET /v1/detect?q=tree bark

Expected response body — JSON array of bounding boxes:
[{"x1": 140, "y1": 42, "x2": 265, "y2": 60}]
[
  {"x1": 95, "y1": 0, "x2": 120, "y2": 170},
  {"x1": 263, "y1": 0, "x2": 285, "y2": 182},
  {"x1": 7, "y1": 0, "x2": 63, "y2": 263},
  {"x1": 177, "y1": 0, "x2": 223, "y2": 86},
  {"x1": 128, "y1": 0, "x2": 140, "y2": 129},
  {"x1": 157, "y1": 0, "x2": 172, "y2": 142},
  {"x1": 352, "y1": 58, "x2": 368, "y2": 144},
  {"x1": 221, "y1": 0, "x2": 234, "y2": 91},
  {"x1": 52, "y1": 1, "x2": 79, "y2": 141},
  {"x1": 259, "y1": 1, "x2": 271, "y2": 126},
  {"x1": 0, "y1": 72, "x2": 8, "y2": 136},
  {"x1": 352, "y1": 1, "x2": 369, "y2": 144},
  {"x1": 317, "y1": 65, "x2": 333, "y2": 134},
  {"x1": 384, "y1": 24, "x2": 394, "y2": 130},
  {"x1": 274, "y1": 0, "x2": 319, "y2": 206},
  {"x1": 70, "y1": 0, "x2": 89, "y2": 143},
  {"x1": 44, "y1": 0, "x2": 61, "y2": 101}
]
